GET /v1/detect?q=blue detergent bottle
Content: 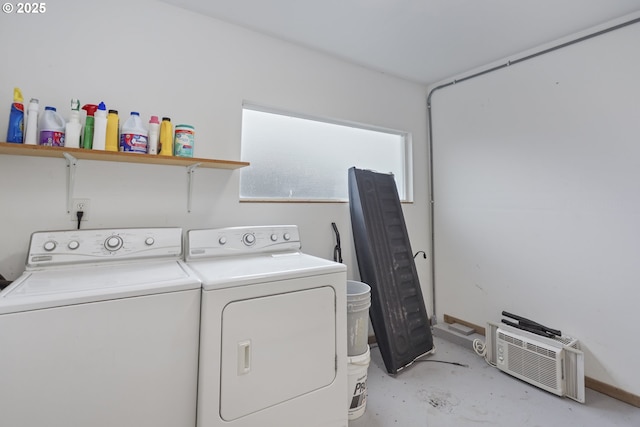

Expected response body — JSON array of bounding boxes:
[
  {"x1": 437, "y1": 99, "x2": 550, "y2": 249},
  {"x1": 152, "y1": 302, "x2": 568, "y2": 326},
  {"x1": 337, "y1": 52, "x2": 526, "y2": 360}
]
[{"x1": 6, "y1": 87, "x2": 24, "y2": 143}]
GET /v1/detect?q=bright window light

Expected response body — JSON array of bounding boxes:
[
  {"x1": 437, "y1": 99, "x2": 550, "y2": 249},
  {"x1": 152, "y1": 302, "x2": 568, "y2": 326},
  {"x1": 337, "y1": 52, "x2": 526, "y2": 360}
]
[{"x1": 240, "y1": 105, "x2": 410, "y2": 202}]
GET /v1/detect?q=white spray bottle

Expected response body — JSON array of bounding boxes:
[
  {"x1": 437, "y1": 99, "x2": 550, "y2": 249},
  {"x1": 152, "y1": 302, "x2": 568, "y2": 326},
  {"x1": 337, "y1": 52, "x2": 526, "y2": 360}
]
[
  {"x1": 65, "y1": 99, "x2": 82, "y2": 148},
  {"x1": 92, "y1": 101, "x2": 108, "y2": 150},
  {"x1": 148, "y1": 115, "x2": 159, "y2": 154},
  {"x1": 24, "y1": 98, "x2": 40, "y2": 145}
]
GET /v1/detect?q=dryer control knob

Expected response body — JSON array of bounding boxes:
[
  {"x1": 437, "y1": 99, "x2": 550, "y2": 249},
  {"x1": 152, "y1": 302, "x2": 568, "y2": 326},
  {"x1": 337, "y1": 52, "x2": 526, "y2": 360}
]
[
  {"x1": 145, "y1": 237, "x2": 155, "y2": 246},
  {"x1": 105, "y1": 236, "x2": 123, "y2": 251},
  {"x1": 43, "y1": 241, "x2": 56, "y2": 252},
  {"x1": 68, "y1": 240, "x2": 80, "y2": 250},
  {"x1": 242, "y1": 233, "x2": 256, "y2": 246},
  {"x1": 283, "y1": 232, "x2": 291, "y2": 241},
  {"x1": 270, "y1": 234, "x2": 278, "y2": 242},
  {"x1": 219, "y1": 236, "x2": 227, "y2": 245}
]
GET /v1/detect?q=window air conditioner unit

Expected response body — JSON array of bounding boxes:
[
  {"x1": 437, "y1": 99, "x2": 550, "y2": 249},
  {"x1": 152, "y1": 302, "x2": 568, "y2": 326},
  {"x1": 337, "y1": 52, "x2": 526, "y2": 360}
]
[{"x1": 485, "y1": 321, "x2": 585, "y2": 403}]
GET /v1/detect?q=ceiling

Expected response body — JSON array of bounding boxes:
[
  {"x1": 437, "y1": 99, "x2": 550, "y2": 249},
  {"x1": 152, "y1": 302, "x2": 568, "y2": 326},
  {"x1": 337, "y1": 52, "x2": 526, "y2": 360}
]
[{"x1": 161, "y1": 0, "x2": 640, "y2": 85}]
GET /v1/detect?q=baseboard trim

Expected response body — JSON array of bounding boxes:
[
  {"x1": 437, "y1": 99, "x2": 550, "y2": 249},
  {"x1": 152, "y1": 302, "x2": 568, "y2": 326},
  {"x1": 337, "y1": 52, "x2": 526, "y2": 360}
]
[
  {"x1": 442, "y1": 313, "x2": 640, "y2": 408},
  {"x1": 584, "y1": 376, "x2": 640, "y2": 408},
  {"x1": 443, "y1": 314, "x2": 486, "y2": 336}
]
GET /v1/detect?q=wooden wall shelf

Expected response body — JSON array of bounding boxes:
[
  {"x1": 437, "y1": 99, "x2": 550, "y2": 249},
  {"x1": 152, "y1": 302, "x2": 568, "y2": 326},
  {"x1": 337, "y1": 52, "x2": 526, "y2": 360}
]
[{"x1": 0, "y1": 142, "x2": 249, "y2": 169}]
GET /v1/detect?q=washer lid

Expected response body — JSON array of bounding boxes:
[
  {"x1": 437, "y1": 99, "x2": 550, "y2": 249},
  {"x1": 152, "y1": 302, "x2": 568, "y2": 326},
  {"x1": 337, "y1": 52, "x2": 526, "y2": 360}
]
[
  {"x1": 0, "y1": 260, "x2": 200, "y2": 314},
  {"x1": 187, "y1": 252, "x2": 346, "y2": 290}
]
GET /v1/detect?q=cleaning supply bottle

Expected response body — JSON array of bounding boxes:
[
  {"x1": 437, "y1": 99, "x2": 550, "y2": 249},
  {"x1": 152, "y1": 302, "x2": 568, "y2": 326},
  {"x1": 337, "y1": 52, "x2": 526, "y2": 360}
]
[
  {"x1": 39, "y1": 106, "x2": 66, "y2": 147},
  {"x1": 81, "y1": 104, "x2": 98, "y2": 149},
  {"x1": 6, "y1": 87, "x2": 24, "y2": 143},
  {"x1": 65, "y1": 99, "x2": 82, "y2": 148},
  {"x1": 23, "y1": 98, "x2": 40, "y2": 145},
  {"x1": 174, "y1": 124, "x2": 195, "y2": 157},
  {"x1": 105, "y1": 109, "x2": 119, "y2": 152},
  {"x1": 120, "y1": 112, "x2": 148, "y2": 153},
  {"x1": 159, "y1": 116, "x2": 173, "y2": 156},
  {"x1": 148, "y1": 115, "x2": 159, "y2": 154},
  {"x1": 92, "y1": 102, "x2": 108, "y2": 150}
]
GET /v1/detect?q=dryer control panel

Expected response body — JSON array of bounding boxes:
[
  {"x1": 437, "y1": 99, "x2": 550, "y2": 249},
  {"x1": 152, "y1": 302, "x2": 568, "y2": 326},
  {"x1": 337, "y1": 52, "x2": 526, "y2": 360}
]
[
  {"x1": 186, "y1": 225, "x2": 301, "y2": 260},
  {"x1": 27, "y1": 228, "x2": 184, "y2": 268}
]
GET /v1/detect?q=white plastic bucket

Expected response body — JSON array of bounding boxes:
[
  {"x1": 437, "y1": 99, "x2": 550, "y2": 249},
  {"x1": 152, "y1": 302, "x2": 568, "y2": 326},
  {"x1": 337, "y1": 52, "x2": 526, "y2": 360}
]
[
  {"x1": 347, "y1": 280, "x2": 371, "y2": 356},
  {"x1": 347, "y1": 345, "x2": 370, "y2": 420}
]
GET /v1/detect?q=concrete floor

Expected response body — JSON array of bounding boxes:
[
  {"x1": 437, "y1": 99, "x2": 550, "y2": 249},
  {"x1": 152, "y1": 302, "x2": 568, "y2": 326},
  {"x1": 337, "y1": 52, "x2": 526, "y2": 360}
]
[{"x1": 348, "y1": 336, "x2": 639, "y2": 427}]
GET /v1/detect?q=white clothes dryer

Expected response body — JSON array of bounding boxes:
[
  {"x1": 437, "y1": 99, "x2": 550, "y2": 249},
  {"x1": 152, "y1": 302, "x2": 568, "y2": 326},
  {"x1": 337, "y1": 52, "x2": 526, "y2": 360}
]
[
  {"x1": 0, "y1": 228, "x2": 201, "y2": 427},
  {"x1": 186, "y1": 225, "x2": 348, "y2": 427}
]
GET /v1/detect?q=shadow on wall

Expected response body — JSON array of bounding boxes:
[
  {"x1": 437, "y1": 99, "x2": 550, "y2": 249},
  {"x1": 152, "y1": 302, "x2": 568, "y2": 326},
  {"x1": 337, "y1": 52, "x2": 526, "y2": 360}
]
[{"x1": 0, "y1": 251, "x2": 27, "y2": 282}]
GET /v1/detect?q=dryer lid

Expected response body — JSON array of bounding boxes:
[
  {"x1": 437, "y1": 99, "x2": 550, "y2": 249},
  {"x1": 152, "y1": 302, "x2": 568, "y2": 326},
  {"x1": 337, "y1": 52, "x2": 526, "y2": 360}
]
[
  {"x1": 187, "y1": 252, "x2": 346, "y2": 290},
  {"x1": 0, "y1": 260, "x2": 200, "y2": 314}
]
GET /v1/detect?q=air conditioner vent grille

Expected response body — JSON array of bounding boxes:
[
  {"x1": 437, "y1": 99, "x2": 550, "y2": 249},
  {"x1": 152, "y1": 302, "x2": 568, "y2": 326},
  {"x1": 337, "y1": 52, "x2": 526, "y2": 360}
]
[
  {"x1": 499, "y1": 332, "x2": 557, "y2": 358},
  {"x1": 526, "y1": 342, "x2": 556, "y2": 358},
  {"x1": 506, "y1": 343, "x2": 559, "y2": 389},
  {"x1": 498, "y1": 332, "x2": 523, "y2": 347},
  {"x1": 554, "y1": 336, "x2": 577, "y2": 347},
  {"x1": 499, "y1": 330, "x2": 577, "y2": 348}
]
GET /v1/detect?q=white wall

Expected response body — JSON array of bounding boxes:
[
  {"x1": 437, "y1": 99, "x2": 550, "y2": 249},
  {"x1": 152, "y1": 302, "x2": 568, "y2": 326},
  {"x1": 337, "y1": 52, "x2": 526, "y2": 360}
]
[
  {"x1": 0, "y1": 0, "x2": 432, "y2": 314},
  {"x1": 429, "y1": 15, "x2": 640, "y2": 396}
]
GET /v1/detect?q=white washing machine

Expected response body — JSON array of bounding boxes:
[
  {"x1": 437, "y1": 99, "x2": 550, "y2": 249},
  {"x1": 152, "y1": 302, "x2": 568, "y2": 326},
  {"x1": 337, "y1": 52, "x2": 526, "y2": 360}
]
[
  {"x1": 186, "y1": 225, "x2": 348, "y2": 427},
  {"x1": 0, "y1": 228, "x2": 201, "y2": 427}
]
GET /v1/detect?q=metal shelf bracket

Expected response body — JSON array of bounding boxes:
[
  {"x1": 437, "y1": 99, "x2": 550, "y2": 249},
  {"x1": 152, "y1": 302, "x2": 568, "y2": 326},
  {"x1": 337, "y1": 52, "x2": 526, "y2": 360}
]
[
  {"x1": 187, "y1": 163, "x2": 201, "y2": 213},
  {"x1": 63, "y1": 152, "x2": 78, "y2": 213}
]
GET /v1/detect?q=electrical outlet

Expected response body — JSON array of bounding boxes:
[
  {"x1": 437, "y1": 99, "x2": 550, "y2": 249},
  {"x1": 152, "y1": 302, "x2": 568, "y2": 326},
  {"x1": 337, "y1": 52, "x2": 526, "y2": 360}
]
[{"x1": 70, "y1": 198, "x2": 90, "y2": 222}]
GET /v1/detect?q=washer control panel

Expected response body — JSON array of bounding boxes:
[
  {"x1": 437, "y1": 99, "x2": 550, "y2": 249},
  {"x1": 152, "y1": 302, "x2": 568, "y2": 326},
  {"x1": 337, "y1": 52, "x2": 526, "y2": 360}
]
[
  {"x1": 187, "y1": 225, "x2": 301, "y2": 260},
  {"x1": 27, "y1": 228, "x2": 184, "y2": 268}
]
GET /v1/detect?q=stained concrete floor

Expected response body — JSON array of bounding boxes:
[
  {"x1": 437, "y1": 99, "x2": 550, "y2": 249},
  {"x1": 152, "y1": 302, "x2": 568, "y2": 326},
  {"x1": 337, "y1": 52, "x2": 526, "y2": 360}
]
[{"x1": 348, "y1": 336, "x2": 639, "y2": 426}]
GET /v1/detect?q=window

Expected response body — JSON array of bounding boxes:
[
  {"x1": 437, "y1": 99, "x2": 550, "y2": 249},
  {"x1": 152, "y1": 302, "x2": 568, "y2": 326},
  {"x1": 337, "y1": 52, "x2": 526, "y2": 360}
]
[{"x1": 239, "y1": 105, "x2": 411, "y2": 202}]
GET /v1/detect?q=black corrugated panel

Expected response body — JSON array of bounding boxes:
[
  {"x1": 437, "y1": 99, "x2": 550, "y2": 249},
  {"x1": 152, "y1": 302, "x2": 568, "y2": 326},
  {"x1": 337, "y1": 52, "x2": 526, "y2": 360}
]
[
  {"x1": 348, "y1": 167, "x2": 433, "y2": 374},
  {"x1": 0, "y1": 274, "x2": 11, "y2": 291}
]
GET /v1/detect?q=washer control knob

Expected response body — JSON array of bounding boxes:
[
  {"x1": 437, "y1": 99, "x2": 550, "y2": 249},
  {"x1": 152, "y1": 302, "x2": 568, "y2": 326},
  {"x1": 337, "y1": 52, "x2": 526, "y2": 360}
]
[
  {"x1": 219, "y1": 236, "x2": 227, "y2": 245},
  {"x1": 105, "y1": 236, "x2": 123, "y2": 251},
  {"x1": 68, "y1": 240, "x2": 80, "y2": 250},
  {"x1": 145, "y1": 237, "x2": 155, "y2": 246},
  {"x1": 242, "y1": 233, "x2": 256, "y2": 246},
  {"x1": 283, "y1": 232, "x2": 291, "y2": 241},
  {"x1": 43, "y1": 241, "x2": 56, "y2": 252},
  {"x1": 270, "y1": 234, "x2": 278, "y2": 242}
]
